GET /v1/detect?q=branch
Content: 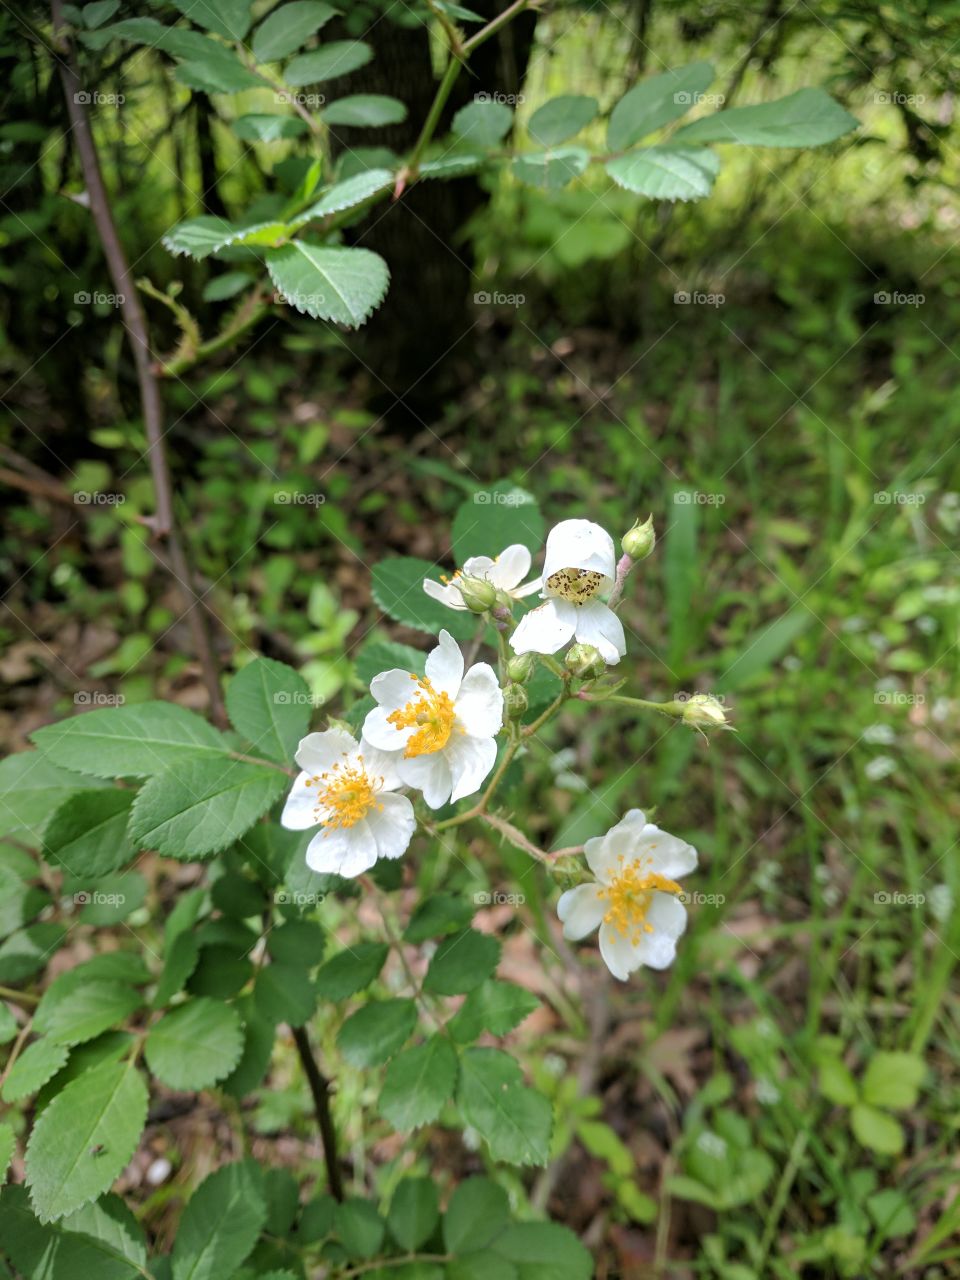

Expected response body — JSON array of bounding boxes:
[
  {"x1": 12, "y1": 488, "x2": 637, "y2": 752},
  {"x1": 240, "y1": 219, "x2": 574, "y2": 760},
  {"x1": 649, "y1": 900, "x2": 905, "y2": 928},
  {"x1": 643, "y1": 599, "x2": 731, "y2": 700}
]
[{"x1": 291, "y1": 1024, "x2": 345, "y2": 1202}]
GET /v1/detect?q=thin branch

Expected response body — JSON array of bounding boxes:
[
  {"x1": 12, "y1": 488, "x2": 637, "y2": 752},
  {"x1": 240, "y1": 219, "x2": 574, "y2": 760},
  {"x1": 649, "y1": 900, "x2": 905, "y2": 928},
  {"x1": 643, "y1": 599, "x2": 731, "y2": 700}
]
[{"x1": 291, "y1": 1024, "x2": 345, "y2": 1202}]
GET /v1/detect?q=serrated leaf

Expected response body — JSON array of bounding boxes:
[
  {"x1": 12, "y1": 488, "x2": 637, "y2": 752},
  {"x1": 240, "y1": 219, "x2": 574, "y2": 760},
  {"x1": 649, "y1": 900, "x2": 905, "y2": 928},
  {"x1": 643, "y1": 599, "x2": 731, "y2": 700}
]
[
  {"x1": 388, "y1": 1178, "x2": 438, "y2": 1251},
  {"x1": 267, "y1": 919, "x2": 326, "y2": 965},
  {"x1": 861, "y1": 1051, "x2": 925, "y2": 1110},
  {"x1": 492, "y1": 1222, "x2": 593, "y2": 1279},
  {"x1": 0, "y1": 1184, "x2": 147, "y2": 1279},
  {"x1": 371, "y1": 557, "x2": 476, "y2": 639},
  {"x1": 528, "y1": 94, "x2": 597, "y2": 146},
  {"x1": 448, "y1": 979, "x2": 538, "y2": 1042},
  {"x1": 171, "y1": 1160, "x2": 267, "y2": 1280},
  {"x1": 451, "y1": 484, "x2": 544, "y2": 563},
  {"x1": 32, "y1": 702, "x2": 230, "y2": 779},
  {"x1": 605, "y1": 145, "x2": 719, "y2": 200},
  {"x1": 851, "y1": 1103, "x2": 904, "y2": 1155},
  {"x1": 153, "y1": 932, "x2": 200, "y2": 1007},
  {"x1": 37, "y1": 1034, "x2": 133, "y2": 1111},
  {"x1": 130, "y1": 759, "x2": 287, "y2": 858},
  {"x1": 34, "y1": 980, "x2": 141, "y2": 1048},
  {"x1": 0, "y1": 923, "x2": 66, "y2": 983},
  {"x1": 512, "y1": 147, "x2": 589, "y2": 190},
  {"x1": 457, "y1": 1048, "x2": 552, "y2": 1166},
  {"x1": 25, "y1": 1059, "x2": 148, "y2": 1221},
  {"x1": 297, "y1": 168, "x2": 393, "y2": 222},
  {"x1": 221, "y1": 1001, "x2": 276, "y2": 1098},
  {"x1": 335, "y1": 1197, "x2": 384, "y2": 1259},
  {"x1": 355, "y1": 640, "x2": 426, "y2": 689},
  {"x1": 403, "y1": 891, "x2": 472, "y2": 943},
  {"x1": 266, "y1": 242, "x2": 389, "y2": 327},
  {"x1": 252, "y1": 1, "x2": 336, "y2": 61},
  {"x1": 422, "y1": 929, "x2": 500, "y2": 996},
  {"x1": 607, "y1": 61, "x2": 715, "y2": 150},
  {"x1": 0, "y1": 1123, "x2": 13, "y2": 1182},
  {"x1": 86, "y1": 18, "x2": 226, "y2": 59},
  {"x1": 337, "y1": 998, "x2": 417, "y2": 1067},
  {"x1": 42, "y1": 789, "x2": 135, "y2": 878},
  {"x1": 418, "y1": 153, "x2": 484, "y2": 179},
  {"x1": 443, "y1": 1176, "x2": 509, "y2": 1253},
  {"x1": 380, "y1": 1036, "x2": 458, "y2": 1131},
  {"x1": 145, "y1": 999, "x2": 244, "y2": 1089},
  {"x1": 452, "y1": 99, "x2": 513, "y2": 146},
  {"x1": 314, "y1": 941, "x2": 387, "y2": 999},
  {"x1": 675, "y1": 87, "x2": 858, "y2": 147},
  {"x1": 163, "y1": 216, "x2": 237, "y2": 259},
  {"x1": 0, "y1": 753, "x2": 96, "y2": 841},
  {"x1": 83, "y1": 0, "x2": 120, "y2": 26},
  {"x1": 174, "y1": 50, "x2": 262, "y2": 94},
  {"x1": 1, "y1": 1037, "x2": 70, "y2": 1102},
  {"x1": 232, "y1": 113, "x2": 310, "y2": 142},
  {"x1": 168, "y1": 0, "x2": 252, "y2": 39},
  {"x1": 226, "y1": 657, "x2": 312, "y2": 763},
  {"x1": 254, "y1": 961, "x2": 316, "y2": 1026},
  {"x1": 321, "y1": 94, "x2": 407, "y2": 127},
  {"x1": 285, "y1": 41, "x2": 371, "y2": 86}
]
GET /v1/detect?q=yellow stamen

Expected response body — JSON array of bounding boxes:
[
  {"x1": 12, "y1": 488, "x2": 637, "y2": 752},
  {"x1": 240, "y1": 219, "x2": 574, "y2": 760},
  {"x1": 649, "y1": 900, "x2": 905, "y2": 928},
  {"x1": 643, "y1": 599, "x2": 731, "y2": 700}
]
[
  {"x1": 546, "y1": 566, "x2": 604, "y2": 603},
  {"x1": 597, "y1": 853, "x2": 682, "y2": 945},
  {"x1": 387, "y1": 674, "x2": 458, "y2": 758},
  {"x1": 307, "y1": 754, "x2": 383, "y2": 832}
]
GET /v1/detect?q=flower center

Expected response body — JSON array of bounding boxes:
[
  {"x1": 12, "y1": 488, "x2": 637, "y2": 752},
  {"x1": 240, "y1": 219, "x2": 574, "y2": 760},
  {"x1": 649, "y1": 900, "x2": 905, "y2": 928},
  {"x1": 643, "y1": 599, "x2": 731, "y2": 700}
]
[
  {"x1": 546, "y1": 567, "x2": 604, "y2": 603},
  {"x1": 597, "y1": 854, "x2": 683, "y2": 944},
  {"x1": 387, "y1": 675, "x2": 457, "y2": 758},
  {"x1": 307, "y1": 756, "x2": 382, "y2": 831}
]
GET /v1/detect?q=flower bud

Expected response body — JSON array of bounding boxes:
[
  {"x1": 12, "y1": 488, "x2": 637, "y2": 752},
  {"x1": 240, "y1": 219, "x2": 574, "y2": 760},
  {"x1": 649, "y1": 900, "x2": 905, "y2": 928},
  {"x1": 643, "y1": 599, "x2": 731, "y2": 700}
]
[
  {"x1": 507, "y1": 652, "x2": 536, "y2": 684},
  {"x1": 564, "y1": 642, "x2": 606, "y2": 680},
  {"x1": 622, "y1": 515, "x2": 655, "y2": 561},
  {"x1": 680, "y1": 693, "x2": 729, "y2": 729},
  {"x1": 503, "y1": 683, "x2": 529, "y2": 719},
  {"x1": 457, "y1": 575, "x2": 497, "y2": 613}
]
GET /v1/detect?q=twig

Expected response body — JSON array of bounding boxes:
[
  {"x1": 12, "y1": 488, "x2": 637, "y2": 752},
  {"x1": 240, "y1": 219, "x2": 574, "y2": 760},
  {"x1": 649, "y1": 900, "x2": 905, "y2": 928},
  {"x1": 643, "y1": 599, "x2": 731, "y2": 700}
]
[{"x1": 291, "y1": 1024, "x2": 344, "y2": 1202}]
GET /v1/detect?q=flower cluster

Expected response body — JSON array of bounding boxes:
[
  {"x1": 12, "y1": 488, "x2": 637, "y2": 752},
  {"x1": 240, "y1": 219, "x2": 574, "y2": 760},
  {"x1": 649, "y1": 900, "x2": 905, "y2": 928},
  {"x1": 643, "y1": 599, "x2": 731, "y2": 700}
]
[{"x1": 282, "y1": 515, "x2": 713, "y2": 981}]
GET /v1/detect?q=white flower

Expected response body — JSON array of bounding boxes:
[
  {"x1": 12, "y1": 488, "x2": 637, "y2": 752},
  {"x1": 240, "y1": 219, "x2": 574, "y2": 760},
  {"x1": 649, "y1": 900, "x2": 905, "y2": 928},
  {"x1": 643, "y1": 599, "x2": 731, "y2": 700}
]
[
  {"x1": 423, "y1": 543, "x2": 541, "y2": 611},
  {"x1": 509, "y1": 518, "x2": 626, "y2": 665},
  {"x1": 557, "y1": 809, "x2": 697, "y2": 980},
  {"x1": 362, "y1": 629, "x2": 503, "y2": 809},
  {"x1": 281, "y1": 727, "x2": 415, "y2": 878}
]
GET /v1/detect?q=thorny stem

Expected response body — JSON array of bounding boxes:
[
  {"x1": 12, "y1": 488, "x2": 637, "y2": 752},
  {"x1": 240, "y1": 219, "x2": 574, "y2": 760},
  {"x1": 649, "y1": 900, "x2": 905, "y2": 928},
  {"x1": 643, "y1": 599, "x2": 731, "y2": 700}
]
[{"x1": 291, "y1": 1024, "x2": 345, "y2": 1202}]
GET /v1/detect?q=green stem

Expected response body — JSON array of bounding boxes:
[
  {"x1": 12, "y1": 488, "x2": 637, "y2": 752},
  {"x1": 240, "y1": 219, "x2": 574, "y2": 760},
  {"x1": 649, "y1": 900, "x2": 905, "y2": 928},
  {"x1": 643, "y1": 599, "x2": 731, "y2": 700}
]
[
  {"x1": 0, "y1": 985, "x2": 38, "y2": 1006},
  {"x1": 521, "y1": 692, "x2": 566, "y2": 738},
  {"x1": 407, "y1": 57, "x2": 462, "y2": 173}
]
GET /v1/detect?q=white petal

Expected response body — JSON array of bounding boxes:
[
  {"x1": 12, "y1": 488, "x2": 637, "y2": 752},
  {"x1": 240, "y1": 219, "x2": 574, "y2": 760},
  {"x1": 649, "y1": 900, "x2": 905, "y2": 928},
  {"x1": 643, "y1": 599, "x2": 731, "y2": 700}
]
[
  {"x1": 557, "y1": 884, "x2": 605, "y2": 940},
  {"x1": 425, "y1": 629, "x2": 464, "y2": 697},
  {"x1": 574, "y1": 601, "x2": 626, "y2": 665},
  {"x1": 445, "y1": 733, "x2": 497, "y2": 804},
  {"x1": 454, "y1": 663, "x2": 503, "y2": 738},
  {"x1": 585, "y1": 811, "x2": 647, "y2": 881},
  {"x1": 370, "y1": 668, "x2": 418, "y2": 711},
  {"x1": 632, "y1": 923, "x2": 681, "y2": 970},
  {"x1": 305, "y1": 823, "x2": 378, "y2": 878},
  {"x1": 488, "y1": 544, "x2": 531, "y2": 590},
  {"x1": 462, "y1": 555, "x2": 496, "y2": 578},
  {"x1": 638, "y1": 825, "x2": 698, "y2": 879},
  {"x1": 294, "y1": 728, "x2": 357, "y2": 774},
  {"x1": 424, "y1": 578, "x2": 465, "y2": 609},
  {"x1": 509, "y1": 598, "x2": 577, "y2": 656},
  {"x1": 542, "y1": 519, "x2": 616, "y2": 583},
  {"x1": 361, "y1": 705, "x2": 413, "y2": 753},
  {"x1": 513, "y1": 575, "x2": 543, "y2": 599},
  {"x1": 398, "y1": 752, "x2": 452, "y2": 809},
  {"x1": 645, "y1": 891, "x2": 688, "y2": 940},
  {"x1": 598, "y1": 924, "x2": 638, "y2": 981},
  {"x1": 357, "y1": 738, "x2": 405, "y2": 791},
  {"x1": 280, "y1": 771, "x2": 318, "y2": 830},
  {"x1": 366, "y1": 793, "x2": 416, "y2": 860}
]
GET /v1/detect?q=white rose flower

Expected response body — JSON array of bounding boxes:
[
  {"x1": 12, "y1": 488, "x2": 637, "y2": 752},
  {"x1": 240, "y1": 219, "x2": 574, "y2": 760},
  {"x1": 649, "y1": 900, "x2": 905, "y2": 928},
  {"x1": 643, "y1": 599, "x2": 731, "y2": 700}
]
[
  {"x1": 281, "y1": 727, "x2": 415, "y2": 878},
  {"x1": 423, "y1": 543, "x2": 541, "y2": 610},
  {"x1": 557, "y1": 809, "x2": 697, "y2": 980},
  {"x1": 509, "y1": 518, "x2": 626, "y2": 665},
  {"x1": 362, "y1": 629, "x2": 503, "y2": 809}
]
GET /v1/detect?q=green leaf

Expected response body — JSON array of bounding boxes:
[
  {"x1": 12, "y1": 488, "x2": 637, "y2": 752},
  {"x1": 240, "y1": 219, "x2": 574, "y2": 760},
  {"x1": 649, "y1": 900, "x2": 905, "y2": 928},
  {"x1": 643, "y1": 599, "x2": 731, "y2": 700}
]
[
  {"x1": 512, "y1": 148, "x2": 589, "y2": 190},
  {"x1": 145, "y1": 999, "x2": 244, "y2": 1089},
  {"x1": 448, "y1": 1254, "x2": 516, "y2": 1280},
  {"x1": 442, "y1": 1176, "x2": 509, "y2": 1253},
  {"x1": 674, "y1": 88, "x2": 859, "y2": 147},
  {"x1": 335, "y1": 1197, "x2": 384, "y2": 1259},
  {"x1": 851, "y1": 1103, "x2": 904, "y2": 1155},
  {"x1": 232, "y1": 114, "x2": 310, "y2": 142},
  {"x1": 25, "y1": 1059, "x2": 148, "y2": 1221},
  {"x1": 0, "y1": 1002, "x2": 16, "y2": 1044},
  {"x1": 174, "y1": 51, "x2": 263, "y2": 94},
  {"x1": 0, "y1": 1122, "x2": 13, "y2": 1182},
  {"x1": 388, "y1": 1178, "x2": 438, "y2": 1251},
  {"x1": 254, "y1": 961, "x2": 317, "y2": 1026},
  {"x1": 42, "y1": 789, "x2": 135, "y2": 878},
  {"x1": 168, "y1": 0, "x2": 253, "y2": 39},
  {"x1": 266, "y1": 243, "x2": 389, "y2": 328},
  {"x1": 0, "y1": 753, "x2": 96, "y2": 841},
  {"x1": 452, "y1": 100, "x2": 513, "y2": 146},
  {"x1": 337, "y1": 999, "x2": 417, "y2": 1067},
  {"x1": 717, "y1": 606, "x2": 814, "y2": 692},
  {"x1": 380, "y1": 1037, "x2": 458, "y2": 1131},
  {"x1": 371, "y1": 557, "x2": 476, "y2": 639},
  {"x1": 0, "y1": 1184, "x2": 148, "y2": 1279},
  {"x1": 130, "y1": 759, "x2": 287, "y2": 859},
  {"x1": 448, "y1": 979, "x2": 538, "y2": 1043},
  {"x1": 422, "y1": 929, "x2": 500, "y2": 996},
  {"x1": 252, "y1": 1, "x2": 336, "y2": 60},
  {"x1": 607, "y1": 61, "x2": 715, "y2": 150},
  {"x1": 451, "y1": 483, "x2": 544, "y2": 562},
  {"x1": 818, "y1": 1056, "x2": 859, "y2": 1107},
  {"x1": 861, "y1": 1051, "x2": 925, "y2": 1110},
  {"x1": 322, "y1": 95, "x2": 408, "y2": 127},
  {"x1": 356, "y1": 640, "x2": 426, "y2": 689},
  {"x1": 314, "y1": 942, "x2": 388, "y2": 999},
  {"x1": 457, "y1": 1049, "x2": 552, "y2": 1166},
  {"x1": 284, "y1": 41, "x2": 372, "y2": 86},
  {"x1": 220, "y1": 1000, "x2": 276, "y2": 1098},
  {"x1": 528, "y1": 95, "x2": 597, "y2": 146},
  {"x1": 226, "y1": 657, "x2": 312, "y2": 763},
  {"x1": 403, "y1": 892, "x2": 473, "y2": 943},
  {"x1": 34, "y1": 980, "x2": 141, "y2": 1048},
  {"x1": 492, "y1": 1222, "x2": 593, "y2": 1279},
  {"x1": 267, "y1": 919, "x2": 326, "y2": 966},
  {"x1": 32, "y1": 702, "x2": 230, "y2": 779},
  {"x1": 83, "y1": 0, "x2": 120, "y2": 26},
  {"x1": 1, "y1": 1037, "x2": 70, "y2": 1102},
  {"x1": 605, "y1": 145, "x2": 719, "y2": 201},
  {"x1": 418, "y1": 154, "x2": 484, "y2": 180},
  {"x1": 171, "y1": 1160, "x2": 267, "y2": 1280},
  {"x1": 163, "y1": 216, "x2": 238, "y2": 259},
  {"x1": 0, "y1": 923, "x2": 66, "y2": 983},
  {"x1": 154, "y1": 931, "x2": 201, "y2": 1007},
  {"x1": 867, "y1": 1188, "x2": 916, "y2": 1238},
  {"x1": 298, "y1": 169, "x2": 394, "y2": 222},
  {"x1": 86, "y1": 17, "x2": 228, "y2": 59}
]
